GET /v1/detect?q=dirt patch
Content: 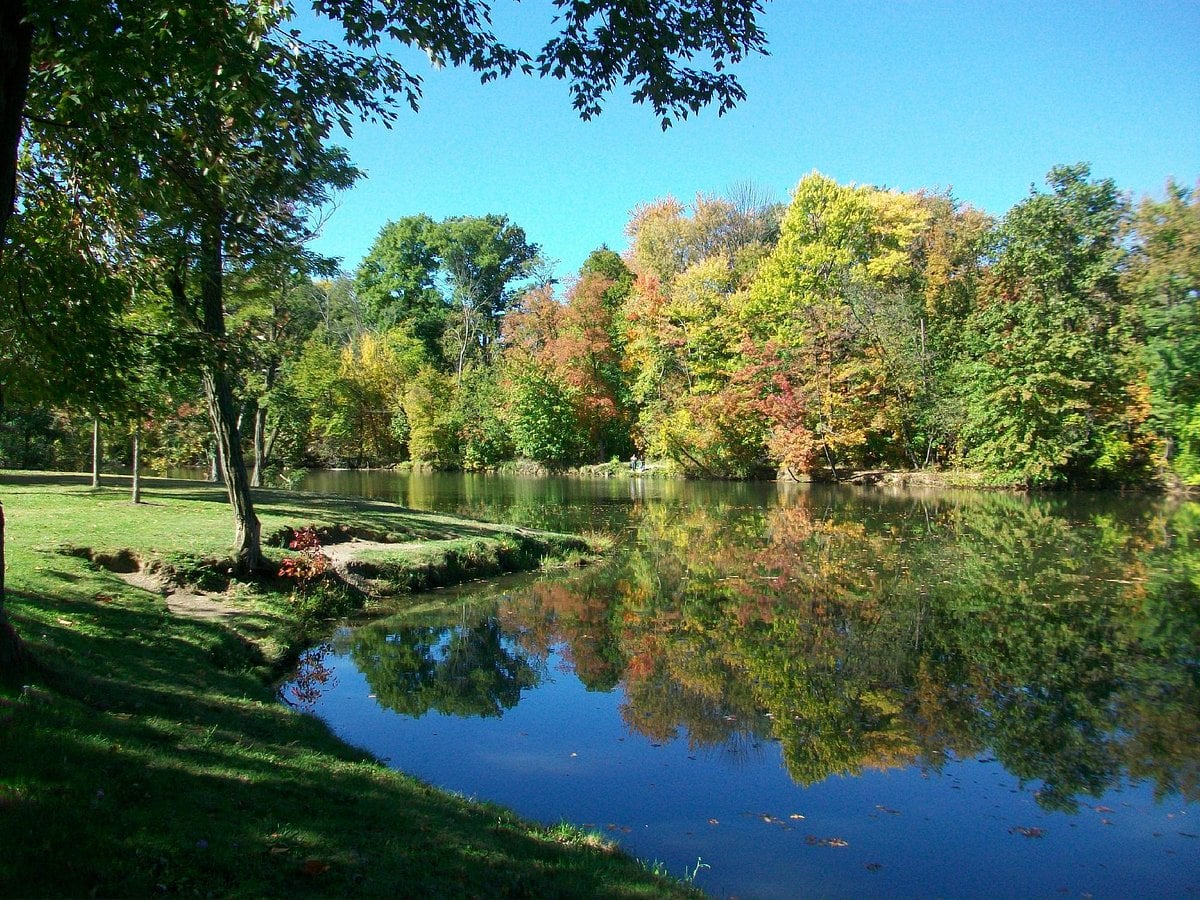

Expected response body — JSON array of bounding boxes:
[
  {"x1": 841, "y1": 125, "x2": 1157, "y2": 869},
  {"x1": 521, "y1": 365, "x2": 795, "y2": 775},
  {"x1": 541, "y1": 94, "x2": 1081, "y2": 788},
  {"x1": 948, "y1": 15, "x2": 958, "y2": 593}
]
[
  {"x1": 319, "y1": 538, "x2": 422, "y2": 566},
  {"x1": 161, "y1": 589, "x2": 249, "y2": 621},
  {"x1": 65, "y1": 546, "x2": 249, "y2": 623},
  {"x1": 115, "y1": 568, "x2": 248, "y2": 622},
  {"x1": 318, "y1": 538, "x2": 423, "y2": 594}
]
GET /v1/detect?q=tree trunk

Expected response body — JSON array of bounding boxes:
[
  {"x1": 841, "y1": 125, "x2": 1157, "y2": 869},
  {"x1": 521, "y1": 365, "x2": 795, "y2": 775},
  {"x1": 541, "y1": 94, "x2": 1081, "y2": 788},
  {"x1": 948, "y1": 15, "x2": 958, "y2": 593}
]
[
  {"x1": 0, "y1": 0, "x2": 31, "y2": 252},
  {"x1": 0, "y1": 501, "x2": 31, "y2": 681},
  {"x1": 199, "y1": 219, "x2": 262, "y2": 572},
  {"x1": 251, "y1": 403, "x2": 268, "y2": 487},
  {"x1": 131, "y1": 420, "x2": 141, "y2": 504},
  {"x1": 251, "y1": 351, "x2": 280, "y2": 488},
  {"x1": 208, "y1": 442, "x2": 222, "y2": 483},
  {"x1": 91, "y1": 418, "x2": 102, "y2": 487}
]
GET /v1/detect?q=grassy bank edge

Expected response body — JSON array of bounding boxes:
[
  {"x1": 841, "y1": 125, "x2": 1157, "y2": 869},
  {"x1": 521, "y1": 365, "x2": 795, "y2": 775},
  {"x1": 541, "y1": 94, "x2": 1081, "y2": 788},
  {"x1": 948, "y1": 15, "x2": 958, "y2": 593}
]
[{"x1": 0, "y1": 476, "x2": 697, "y2": 898}]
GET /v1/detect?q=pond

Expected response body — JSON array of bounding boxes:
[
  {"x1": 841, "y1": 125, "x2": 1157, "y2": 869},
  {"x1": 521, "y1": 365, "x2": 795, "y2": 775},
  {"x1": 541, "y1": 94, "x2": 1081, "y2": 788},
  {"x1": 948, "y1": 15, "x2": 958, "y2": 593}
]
[{"x1": 281, "y1": 472, "x2": 1200, "y2": 898}]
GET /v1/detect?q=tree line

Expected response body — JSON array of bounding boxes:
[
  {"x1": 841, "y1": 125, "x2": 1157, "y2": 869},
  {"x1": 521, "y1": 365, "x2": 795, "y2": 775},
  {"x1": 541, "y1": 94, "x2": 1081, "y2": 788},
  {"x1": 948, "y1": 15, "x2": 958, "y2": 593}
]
[{"x1": 4, "y1": 166, "x2": 1199, "y2": 493}]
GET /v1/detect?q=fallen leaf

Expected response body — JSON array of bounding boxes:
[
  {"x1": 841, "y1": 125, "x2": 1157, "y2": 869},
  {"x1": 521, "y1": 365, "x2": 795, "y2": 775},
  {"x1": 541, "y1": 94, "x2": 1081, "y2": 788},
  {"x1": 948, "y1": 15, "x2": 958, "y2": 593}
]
[
  {"x1": 1009, "y1": 826, "x2": 1044, "y2": 838},
  {"x1": 299, "y1": 859, "x2": 330, "y2": 876},
  {"x1": 806, "y1": 835, "x2": 849, "y2": 848}
]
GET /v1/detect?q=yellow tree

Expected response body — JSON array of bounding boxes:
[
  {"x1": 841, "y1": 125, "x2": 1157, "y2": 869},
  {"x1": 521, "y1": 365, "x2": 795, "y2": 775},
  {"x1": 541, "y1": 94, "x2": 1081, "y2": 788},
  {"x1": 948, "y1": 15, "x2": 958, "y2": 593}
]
[{"x1": 744, "y1": 173, "x2": 928, "y2": 476}]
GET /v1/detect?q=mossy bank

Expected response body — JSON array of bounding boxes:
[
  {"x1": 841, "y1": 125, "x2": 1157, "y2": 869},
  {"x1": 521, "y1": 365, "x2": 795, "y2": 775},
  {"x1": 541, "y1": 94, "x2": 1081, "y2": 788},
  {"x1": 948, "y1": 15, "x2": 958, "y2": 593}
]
[{"x1": 0, "y1": 474, "x2": 694, "y2": 897}]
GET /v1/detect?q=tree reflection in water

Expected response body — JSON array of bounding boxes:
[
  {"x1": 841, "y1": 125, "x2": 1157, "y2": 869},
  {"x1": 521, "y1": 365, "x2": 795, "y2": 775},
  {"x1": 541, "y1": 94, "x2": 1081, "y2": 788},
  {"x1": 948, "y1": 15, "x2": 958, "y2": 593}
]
[
  {"x1": 293, "y1": 487, "x2": 1199, "y2": 812},
  {"x1": 340, "y1": 615, "x2": 544, "y2": 719}
]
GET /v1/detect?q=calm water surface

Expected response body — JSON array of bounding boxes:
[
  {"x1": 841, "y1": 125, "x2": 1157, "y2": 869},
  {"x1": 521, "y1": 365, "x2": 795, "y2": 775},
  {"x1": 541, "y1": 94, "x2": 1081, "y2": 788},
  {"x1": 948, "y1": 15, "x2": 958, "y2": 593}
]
[{"x1": 282, "y1": 472, "x2": 1200, "y2": 898}]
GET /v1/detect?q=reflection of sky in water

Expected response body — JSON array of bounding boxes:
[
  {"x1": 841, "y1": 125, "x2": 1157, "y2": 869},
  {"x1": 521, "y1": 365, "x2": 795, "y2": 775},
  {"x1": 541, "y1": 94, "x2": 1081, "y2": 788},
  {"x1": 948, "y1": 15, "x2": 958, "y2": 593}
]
[{"x1": 293, "y1": 637, "x2": 1198, "y2": 899}]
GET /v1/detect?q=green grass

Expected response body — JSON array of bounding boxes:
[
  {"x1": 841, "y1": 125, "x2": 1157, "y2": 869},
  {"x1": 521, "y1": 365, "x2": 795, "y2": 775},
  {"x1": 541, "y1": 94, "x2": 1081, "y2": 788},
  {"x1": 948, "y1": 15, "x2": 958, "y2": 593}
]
[{"x1": 0, "y1": 474, "x2": 694, "y2": 898}]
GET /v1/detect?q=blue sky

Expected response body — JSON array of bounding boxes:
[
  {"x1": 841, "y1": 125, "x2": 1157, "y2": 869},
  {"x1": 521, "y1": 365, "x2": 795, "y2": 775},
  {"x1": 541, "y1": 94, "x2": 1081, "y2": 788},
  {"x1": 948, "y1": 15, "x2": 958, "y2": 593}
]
[{"x1": 305, "y1": 0, "x2": 1200, "y2": 282}]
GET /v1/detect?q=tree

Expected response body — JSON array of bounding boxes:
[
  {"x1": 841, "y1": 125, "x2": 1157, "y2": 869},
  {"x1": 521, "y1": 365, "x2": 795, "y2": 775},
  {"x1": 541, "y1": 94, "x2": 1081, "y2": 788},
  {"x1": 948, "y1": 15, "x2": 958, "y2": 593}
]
[
  {"x1": 226, "y1": 255, "x2": 328, "y2": 486},
  {"x1": 355, "y1": 214, "x2": 447, "y2": 360},
  {"x1": 507, "y1": 369, "x2": 588, "y2": 467},
  {"x1": 1123, "y1": 180, "x2": 1200, "y2": 483},
  {"x1": 20, "y1": 3, "x2": 363, "y2": 573},
  {"x1": 957, "y1": 164, "x2": 1151, "y2": 485},
  {"x1": 501, "y1": 274, "x2": 634, "y2": 464},
  {"x1": 3, "y1": 0, "x2": 770, "y2": 256},
  {"x1": 404, "y1": 367, "x2": 462, "y2": 467},
  {"x1": 435, "y1": 215, "x2": 541, "y2": 377},
  {"x1": 0, "y1": 161, "x2": 133, "y2": 675},
  {"x1": 743, "y1": 173, "x2": 928, "y2": 476},
  {"x1": 580, "y1": 246, "x2": 635, "y2": 311}
]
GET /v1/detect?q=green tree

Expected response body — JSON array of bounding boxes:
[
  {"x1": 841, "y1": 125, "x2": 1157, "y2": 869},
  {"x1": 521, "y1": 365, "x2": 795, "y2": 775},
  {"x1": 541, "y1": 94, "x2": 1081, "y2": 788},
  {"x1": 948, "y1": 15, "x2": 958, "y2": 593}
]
[
  {"x1": 4, "y1": 1, "x2": 769, "y2": 247},
  {"x1": 957, "y1": 164, "x2": 1151, "y2": 485},
  {"x1": 455, "y1": 365, "x2": 514, "y2": 470},
  {"x1": 580, "y1": 246, "x2": 635, "y2": 311},
  {"x1": 226, "y1": 255, "x2": 328, "y2": 485},
  {"x1": 435, "y1": 215, "x2": 541, "y2": 377},
  {"x1": 507, "y1": 369, "x2": 588, "y2": 467},
  {"x1": 355, "y1": 214, "x2": 447, "y2": 360},
  {"x1": 404, "y1": 366, "x2": 461, "y2": 467}
]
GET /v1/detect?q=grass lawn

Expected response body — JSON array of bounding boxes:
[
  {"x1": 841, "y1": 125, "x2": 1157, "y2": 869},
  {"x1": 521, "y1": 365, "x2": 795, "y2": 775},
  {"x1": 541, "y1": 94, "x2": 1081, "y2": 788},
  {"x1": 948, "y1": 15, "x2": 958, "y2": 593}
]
[{"x1": 0, "y1": 474, "x2": 693, "y2": 897}]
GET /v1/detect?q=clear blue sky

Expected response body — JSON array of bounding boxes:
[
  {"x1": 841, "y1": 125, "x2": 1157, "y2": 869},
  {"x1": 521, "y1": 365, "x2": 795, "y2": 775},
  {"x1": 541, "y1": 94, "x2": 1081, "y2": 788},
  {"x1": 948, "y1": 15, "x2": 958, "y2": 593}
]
[{"x1": 304, "y1": 0, "x2": 1200, "y2": 282}]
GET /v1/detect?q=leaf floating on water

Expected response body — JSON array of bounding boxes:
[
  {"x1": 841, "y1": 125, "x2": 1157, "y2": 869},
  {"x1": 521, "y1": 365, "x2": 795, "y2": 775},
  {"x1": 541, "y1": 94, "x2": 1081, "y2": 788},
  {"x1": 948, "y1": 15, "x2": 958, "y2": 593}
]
[
  {"x1": 1009, "y1": 826, "x2": 1045, "y2": 838},
  {"x1": 1094, "y1": 806, "x2": 1114, "y2": 813},
  {"x1": 789, "y1": 814, "x2": 805, "y2": 820},
  {"x1": 865, "y1": 862, "x2": 883, "y2": 872},
  {"x1": 805, "y1": 835, "x2": 849, "y2": 848},
  {"x1": 875, "y1": 805, "x2": 901, "y2": 816},
  {"x1": 708, "y1": 818, "x2": 719, "y2": 826}
]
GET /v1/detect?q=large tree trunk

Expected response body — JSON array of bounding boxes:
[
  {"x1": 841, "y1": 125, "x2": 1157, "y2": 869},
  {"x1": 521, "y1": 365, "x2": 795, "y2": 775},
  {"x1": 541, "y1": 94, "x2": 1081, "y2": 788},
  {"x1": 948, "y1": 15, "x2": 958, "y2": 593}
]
[
  {"x1": 199, "y1": 220, "x2": 262, "y2": 572},
  {"x1": 0, "y1": 0, "x2": 31, "y2": 252},
  {"x1": 0, "y1": 502, "x2": 31, "y2": 681}
]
